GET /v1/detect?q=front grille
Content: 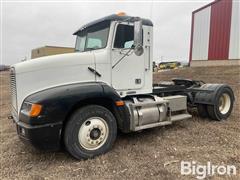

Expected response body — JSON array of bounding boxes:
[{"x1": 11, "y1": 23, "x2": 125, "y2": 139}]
[{"x1": 10, "y1": 68, "x2": 17, "y2": 110}]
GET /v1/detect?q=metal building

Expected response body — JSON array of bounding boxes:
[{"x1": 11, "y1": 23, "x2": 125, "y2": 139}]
[
  {"x1": 31, "y1": 46, "x2": 75, "y2": 59},
  {"x1": 189, "y1": 0, "x2": 240, "y2": 66}
]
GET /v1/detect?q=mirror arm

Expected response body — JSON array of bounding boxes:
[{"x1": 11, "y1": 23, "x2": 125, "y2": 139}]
[{"x1": 112, "y1": 48, "x2": 133, "y2": 69}]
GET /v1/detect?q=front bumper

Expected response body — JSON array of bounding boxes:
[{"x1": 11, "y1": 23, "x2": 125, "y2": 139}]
[{"x1": 12, "y1": 112, "x2": 62, "y2": 150}]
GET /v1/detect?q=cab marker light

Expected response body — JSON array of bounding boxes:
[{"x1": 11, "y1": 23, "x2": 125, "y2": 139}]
[{"x1": 116, "y1": 12, "x2": 126, "y2": 16}]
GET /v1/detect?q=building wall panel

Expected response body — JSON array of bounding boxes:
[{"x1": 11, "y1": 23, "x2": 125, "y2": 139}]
[
  {"x1": 31, "y1": 46, "x2": 74, "y2": 59},
  {"x1": 229, "y1": 1, "x2": 240, "y2": 59},
  {"x1": 208, "y1": 0, "x2": 232, "y2": 60},
  {"x1": 191, "y1": 7, "x2": 211, "y2": 60}
]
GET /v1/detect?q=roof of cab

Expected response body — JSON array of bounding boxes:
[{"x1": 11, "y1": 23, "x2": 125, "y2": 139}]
[{"x1": 73, "y1": 14, "x2": 153, "y2": 35}]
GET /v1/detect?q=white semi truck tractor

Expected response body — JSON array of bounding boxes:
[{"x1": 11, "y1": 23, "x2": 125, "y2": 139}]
[{"x1": 10, "y1": 13, "x2": 235, "y2": 159}]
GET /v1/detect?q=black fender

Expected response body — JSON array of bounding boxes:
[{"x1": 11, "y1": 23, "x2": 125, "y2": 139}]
[
  {"x1": 194, "y1": 84, "x2": 235, "y2": 105},
  {"x1": 20, "y1": 82, "x2": 131, "y2": 133},
  {"x1": 194, "y1": 83, "x2": 235, "y2": 120}
]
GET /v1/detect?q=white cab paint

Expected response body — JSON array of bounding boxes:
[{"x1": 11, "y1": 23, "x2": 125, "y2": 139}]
[
  {"x1": 229, "y1": 1, "x2": 240, "y2": 59},
  {"x1": 94, "y1": 49, "x2": 112, "y2": 85},
  {"x1": 110, "y1": 22, "x2": 153, "y2": 96},
  {"x1": 111, "y1": 22, "x2": 145, "y2": 90},
  {"x1": 12, "y1": 21, "x2": 154, "y2": 113},
  {"x1": 192, "y1": 7, "x2": 211, "y2": 61},
  {"x1": 13, "y1": 52, "x2": 96, "y2": 112}
]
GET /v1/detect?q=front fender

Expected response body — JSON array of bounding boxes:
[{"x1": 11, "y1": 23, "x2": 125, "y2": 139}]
[
  {"x1": 20, "y1": 82, "x2": 131, "y2": 132},
  {"x1": 20, "y1": 82, "x2": 104, "y2": 125}
]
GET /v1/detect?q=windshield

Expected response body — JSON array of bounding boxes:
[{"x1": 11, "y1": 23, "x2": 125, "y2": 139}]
[{"x1": 75, "y1": 21, "x2": 110, "y2": 52}]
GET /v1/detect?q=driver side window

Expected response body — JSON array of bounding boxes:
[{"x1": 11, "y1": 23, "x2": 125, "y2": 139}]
[{"x1": 114, "y1": 24, "x2": 134, "y2": 49}]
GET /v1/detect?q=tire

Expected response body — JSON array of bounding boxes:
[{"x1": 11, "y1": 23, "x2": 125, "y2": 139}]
[
  {"x1": 64, "y1": 105, "x2": 117, "y2": 159},
  {"x1": 197, "y1": 104, "x2": 209, "y2": 118},
  {"x1": 207, "y1": 86, "x2": 234, "y2": 121}
]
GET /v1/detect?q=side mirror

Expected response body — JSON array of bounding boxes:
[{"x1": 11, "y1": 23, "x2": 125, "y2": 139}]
[{"x1": 134, "y1": 17, "x2": 144, "y2": 56}]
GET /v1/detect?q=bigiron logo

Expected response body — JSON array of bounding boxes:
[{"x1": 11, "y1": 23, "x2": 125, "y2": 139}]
[{"x1": 180, "y1": 161, "x2": 237, "y2": 179}]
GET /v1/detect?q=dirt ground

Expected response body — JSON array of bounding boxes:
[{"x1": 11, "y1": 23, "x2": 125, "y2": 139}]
[{"x1": 0, "y1": 66, "x2": 240, "y2": 180}]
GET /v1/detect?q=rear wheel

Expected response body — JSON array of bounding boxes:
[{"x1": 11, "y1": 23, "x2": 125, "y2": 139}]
[
  {"x1": 64, "y1": 105, "x2": 117, "y2": 159},
  {"x1": 207, "y1": 87, "x2": 234, "y2": 121}
]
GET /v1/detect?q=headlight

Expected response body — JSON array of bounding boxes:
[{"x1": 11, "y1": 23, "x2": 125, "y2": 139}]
[{"x1": 21, "y1": 102, "x2": 42, "y2": 117}]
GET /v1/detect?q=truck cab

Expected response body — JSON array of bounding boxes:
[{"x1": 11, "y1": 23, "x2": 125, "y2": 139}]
[
  {"x1": 74, "y1": 14, "x2": 154, "y2": 96},
  {"x1": 10, "y1": 13, "x2": 234, "y2": 159}
]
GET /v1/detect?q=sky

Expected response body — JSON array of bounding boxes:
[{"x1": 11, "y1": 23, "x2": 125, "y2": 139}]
[{"x1": 1, "y1": 0, "x2": 212, "y2": 65}]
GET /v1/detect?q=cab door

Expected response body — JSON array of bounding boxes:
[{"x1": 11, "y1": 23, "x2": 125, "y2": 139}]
[{"x1": 111, "y1": 23, "x2": 145, "y2": 91}]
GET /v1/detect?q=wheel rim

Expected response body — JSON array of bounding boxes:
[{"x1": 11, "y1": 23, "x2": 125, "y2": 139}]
[
  {"x1": 218, "y1": 93, "x2": 231, "y2": 114},
  {"x1": 78, "y1": 117, "x2": 109, "y2": 150}
]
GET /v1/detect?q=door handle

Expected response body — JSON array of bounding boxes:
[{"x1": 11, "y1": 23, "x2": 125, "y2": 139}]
[{"x1": 88, "y1": 67, "x2": 102, "y2": 77}]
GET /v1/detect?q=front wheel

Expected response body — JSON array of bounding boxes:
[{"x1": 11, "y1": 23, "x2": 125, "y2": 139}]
[{"x1": 64, "y1": 105, "x2": 117, "y2": 159}]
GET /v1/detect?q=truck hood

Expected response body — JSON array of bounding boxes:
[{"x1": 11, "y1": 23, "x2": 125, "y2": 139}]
[
  {"x1": 13, "y1": 52, "x2": 94, "y2": 74},
  {"x1": 11, "y1": 51, "x2": 96, "y2": 113}
]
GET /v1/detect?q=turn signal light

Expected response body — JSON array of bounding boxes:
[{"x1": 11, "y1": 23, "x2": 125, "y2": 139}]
[
  {"x1": 29, "y1": 104, "x2": 42, "y2": 117},
  {"x1": 115, "y1": 101, "x2": 125, "y2": 106}
]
